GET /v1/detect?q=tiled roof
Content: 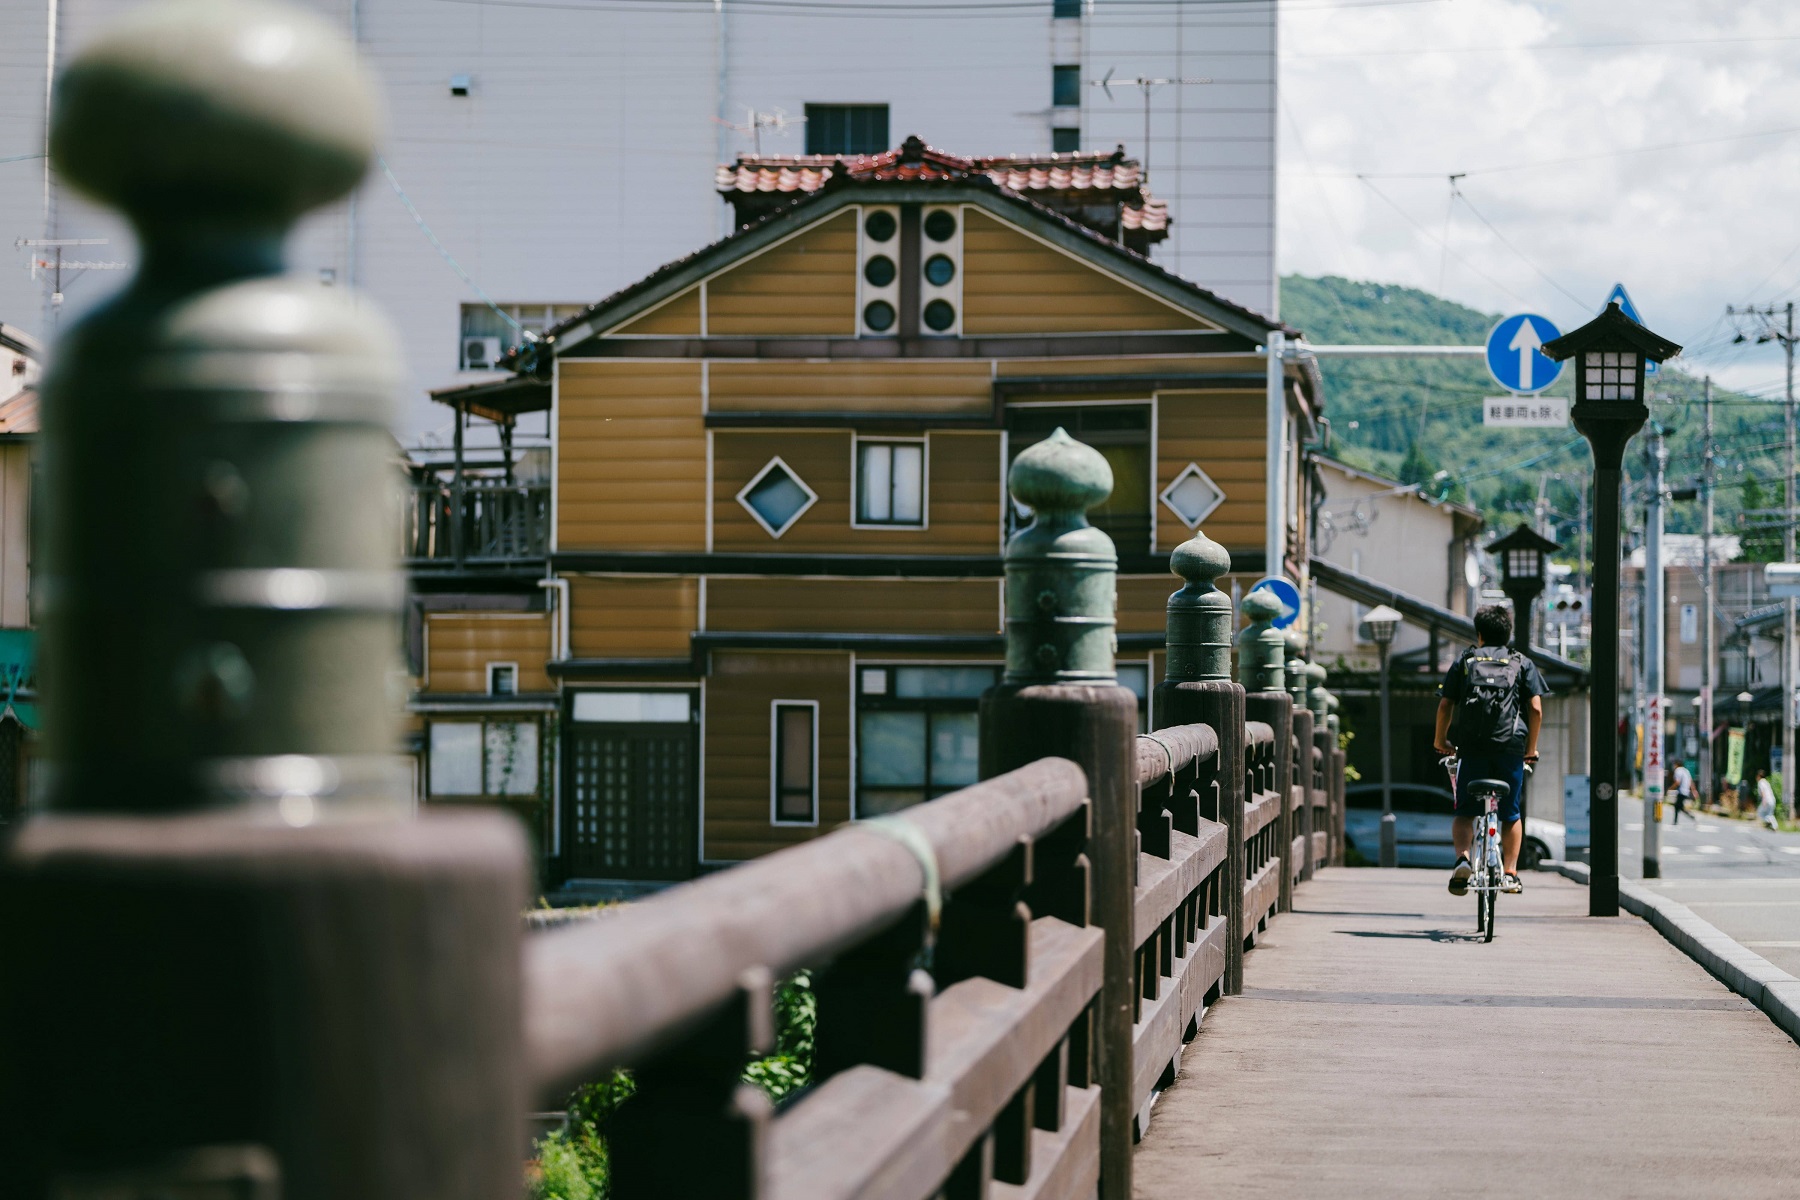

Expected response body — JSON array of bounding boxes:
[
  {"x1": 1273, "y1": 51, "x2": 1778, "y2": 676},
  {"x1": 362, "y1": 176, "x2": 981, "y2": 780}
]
[
  {"x1": 717, "y1": 136, "x2": 1168, "y2": 233},
  {"x1": 0, "y1": 388, "x2": 37, "y2": 435}
]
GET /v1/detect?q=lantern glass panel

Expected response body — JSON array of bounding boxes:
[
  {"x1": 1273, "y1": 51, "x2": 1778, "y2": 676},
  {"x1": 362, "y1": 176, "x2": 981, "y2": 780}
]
[
  {"x1": 1506, "y1": 549, "x2": 1540, "y2": 581},
  {"x1": 1580, "y1": 349, "x2": 1640, "y2": 401}
]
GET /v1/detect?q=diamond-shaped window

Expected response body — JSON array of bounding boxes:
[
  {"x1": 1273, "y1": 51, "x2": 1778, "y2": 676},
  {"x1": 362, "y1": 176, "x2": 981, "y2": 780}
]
[
  {"x1": 1160, "y1": 462, "x2": 1226, "y2": 529},
  {"x1": 737, "y1": 456, "x2": 818, "y2": 538}
]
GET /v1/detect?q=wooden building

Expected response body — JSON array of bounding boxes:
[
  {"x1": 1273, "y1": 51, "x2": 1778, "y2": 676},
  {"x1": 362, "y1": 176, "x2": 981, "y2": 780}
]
[{"x1": 408, "y1": 139, "x2": 1323, "y2": 888}]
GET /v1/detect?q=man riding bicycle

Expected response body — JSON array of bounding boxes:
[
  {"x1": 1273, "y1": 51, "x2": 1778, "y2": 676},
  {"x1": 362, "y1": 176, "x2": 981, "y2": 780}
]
[{"x1": 1433, "y1": 604, "x2": 1547, "y2": 897}]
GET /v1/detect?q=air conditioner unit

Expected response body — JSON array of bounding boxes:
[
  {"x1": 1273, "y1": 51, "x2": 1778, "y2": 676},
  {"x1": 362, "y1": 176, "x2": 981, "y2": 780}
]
[{"x1": 462, "y1": 336, "x2": 502, "y2": 371}]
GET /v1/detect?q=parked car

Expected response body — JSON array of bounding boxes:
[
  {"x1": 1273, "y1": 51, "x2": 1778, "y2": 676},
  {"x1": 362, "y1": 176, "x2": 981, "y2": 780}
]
[{"x1": 1344, "y1": 782, "x2": 1564, "y2": 870}]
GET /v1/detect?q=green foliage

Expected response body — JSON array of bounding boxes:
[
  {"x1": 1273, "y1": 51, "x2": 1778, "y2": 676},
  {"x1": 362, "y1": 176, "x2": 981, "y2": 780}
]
[
  {"x1": 1337, "y1": 727, "x2": 1361, "y2": 783},
  {"x1": 1739, "y1": 477, "x2": 1783, "y2": 562},
  {"x1": 528, "y1": 1124, "x2": 609, "y2": 1200},
  {"x1": 744, "y1": 970, "x2": 816, "y2": 1104},
  {"x1": 1282, "y1": 274, "x2": 1782, "y2": 562},
  {"x1": 568, "y1": 1070, "x2": 636, "y2": 1130}
]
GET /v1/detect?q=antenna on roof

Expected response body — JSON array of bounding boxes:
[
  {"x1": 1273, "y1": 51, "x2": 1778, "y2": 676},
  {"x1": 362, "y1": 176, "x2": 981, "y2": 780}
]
[
  {"x1": 1089, "y1": 70, "x2": 1211, "y2": 179},
  {"x1": 713, "y1": 108, "x2": 805, "y2": 155}
]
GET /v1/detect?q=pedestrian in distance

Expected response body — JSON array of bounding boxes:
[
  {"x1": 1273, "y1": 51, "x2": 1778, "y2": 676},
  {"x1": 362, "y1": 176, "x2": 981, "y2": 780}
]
[
  {"x1": 1670, "y1": 762, "x2": 1695, "y2": 825},
  {"x1": 1755, "y1": 768, "x2": 1780, "y2": 832},
  {"x1": 1433, "y1": 604, "x2": 1547, "y2": 897}
]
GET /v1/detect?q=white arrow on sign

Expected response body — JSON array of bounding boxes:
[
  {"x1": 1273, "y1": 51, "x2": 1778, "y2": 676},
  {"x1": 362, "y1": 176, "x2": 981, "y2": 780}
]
[{"x1": 1509, "y1": 319, "x2": 1544, "y2": 393}]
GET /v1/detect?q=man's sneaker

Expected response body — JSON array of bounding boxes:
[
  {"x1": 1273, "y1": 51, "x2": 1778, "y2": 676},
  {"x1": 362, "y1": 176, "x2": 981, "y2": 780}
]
[
  {"x1": 1448, "y1": 857, "x2": 1472, "y2": 896},
  {"x1": 1502, "y1": 873, "x2": 1524, "y2": 894}
]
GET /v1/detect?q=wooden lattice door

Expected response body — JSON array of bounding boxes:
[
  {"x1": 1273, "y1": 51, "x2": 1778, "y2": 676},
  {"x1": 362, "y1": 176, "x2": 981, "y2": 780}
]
[{"x1": 566, "y1": 722, "x2": 696, "y2": 881}]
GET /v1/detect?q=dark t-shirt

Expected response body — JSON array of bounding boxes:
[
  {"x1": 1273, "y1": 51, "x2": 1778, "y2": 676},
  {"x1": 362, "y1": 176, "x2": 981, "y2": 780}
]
[{"x1": 1438, "y1": 645, "x2": 1548, "y2": 756}]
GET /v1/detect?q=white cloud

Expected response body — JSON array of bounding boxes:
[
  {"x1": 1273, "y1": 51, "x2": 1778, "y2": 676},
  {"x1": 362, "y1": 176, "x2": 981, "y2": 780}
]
[{"x1": 1280, "y1": 0, "x2": 1800, "y2": 393}]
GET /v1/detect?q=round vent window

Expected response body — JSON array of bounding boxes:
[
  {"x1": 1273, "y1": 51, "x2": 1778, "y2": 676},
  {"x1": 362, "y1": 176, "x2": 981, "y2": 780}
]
[
  {"x1": 922, "y1": 299, "x2": 956, "y2": 332},
  {"x1": 864, "y1": 255, "x2": 897, "y2": 287},
  {"x1": 864, "y1": 209, "x2": 897, "y2": 242},
  {"x1": 923, "y1": 210, "x2": 957, "y2": 242},
  {"x1": 863, "y1": 300, "x2": 897, "y2": 332},
  {"x1": 923, "y1": 254, "x2": 956, "y2": 286}
]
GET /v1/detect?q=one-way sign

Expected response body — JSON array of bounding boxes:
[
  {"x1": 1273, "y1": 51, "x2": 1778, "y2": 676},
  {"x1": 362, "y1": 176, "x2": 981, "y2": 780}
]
[{"x1": 1485, "y1": 313, "x2": 1564, "y2": 394}]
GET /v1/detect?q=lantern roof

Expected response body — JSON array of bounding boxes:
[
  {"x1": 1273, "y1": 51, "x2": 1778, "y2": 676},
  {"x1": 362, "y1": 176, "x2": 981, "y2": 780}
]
[
  {"x1": 1486, "y1": 524, "x2": 1561, "y2": 555},
  {"x1": 1539, "y1": 301, "x2": 1682, "y2": 364}
]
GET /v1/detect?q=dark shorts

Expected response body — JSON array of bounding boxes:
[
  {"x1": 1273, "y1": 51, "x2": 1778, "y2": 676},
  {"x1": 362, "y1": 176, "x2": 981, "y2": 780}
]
[{"x1": 1455, "y1": 750, "x2": 1524, "y2": 824}]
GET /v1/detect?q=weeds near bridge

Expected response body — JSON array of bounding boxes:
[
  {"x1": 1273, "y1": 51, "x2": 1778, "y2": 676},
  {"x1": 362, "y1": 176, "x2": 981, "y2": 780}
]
[{"x1": 525, "y1": 971, "x2": 817, "y2": 1198}]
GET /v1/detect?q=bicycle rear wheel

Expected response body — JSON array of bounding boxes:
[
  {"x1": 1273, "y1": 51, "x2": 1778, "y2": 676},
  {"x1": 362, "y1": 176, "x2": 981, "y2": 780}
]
[{"x1": 1482, "y1": 872, "x2": 1497, "y2": 942}]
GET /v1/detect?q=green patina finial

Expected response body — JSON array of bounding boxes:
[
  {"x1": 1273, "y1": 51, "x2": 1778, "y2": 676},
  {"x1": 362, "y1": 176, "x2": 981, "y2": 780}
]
[
  {"x1": 1003, "y1": 428, "x2": 1117, "y2": 684},
  {"x1": 42, "y1": 0, "x2": 405, "y2": 815},
  {"x1": 1165, "y1": 531, "x2": 1233, "y2": 683},
  {"x1": 1306, "y1": 661, "x2": 1329, "y2": 721},
  {"x1": 1284, "y1": 627, "x2": 1309, "y2": 708},
  {"x1": 1325, "y1": 690, "x2": 1341, "y2": 736},
  {"x1": 1234, "y1": 587, "x2": 1287, "y2": 692}
]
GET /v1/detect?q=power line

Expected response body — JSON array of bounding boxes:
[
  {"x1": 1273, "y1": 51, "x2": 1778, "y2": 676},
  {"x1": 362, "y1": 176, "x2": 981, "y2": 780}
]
[
  {"x1": 377, "y1": 157, "x2": 524, "y2": 336},
  {"x1": 1302, "y1": 122, "x2": 1800, "y2": 181},
  {"x1": 1292, "y1": 32, "x2": 1800, "y2": 59}
]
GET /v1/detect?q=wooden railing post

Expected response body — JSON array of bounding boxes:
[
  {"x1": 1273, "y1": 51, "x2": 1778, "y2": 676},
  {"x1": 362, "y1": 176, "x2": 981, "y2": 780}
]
[
  {"x1": 1326, "y1": 692, "x2": 1348, "y2": 865},
  {"x1": 0, "y1": 6, "x2": 529, "y2": 1197},
  {"x1": 1154, "y1": 532, "x2": 1246, "y2": 993},
  {"x1": 1237, "y1": 589, "x2": 1295, "y2": 908},
  {"x1": 1284, "y1": 634, "x2": 1317, "y2": 877},
  {"x1": 980, "y1": 428, "x2": 1136, "y2": 1200}
]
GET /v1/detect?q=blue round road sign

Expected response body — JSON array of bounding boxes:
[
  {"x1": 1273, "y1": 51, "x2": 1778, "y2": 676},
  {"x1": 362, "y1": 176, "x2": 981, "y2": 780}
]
[
  {"x1": 1485, "y1": 313, "x2": 1564, "y2": 395},
  {"x1": 1249, "y1": 576, "x2": 1302, "y2": 629}
]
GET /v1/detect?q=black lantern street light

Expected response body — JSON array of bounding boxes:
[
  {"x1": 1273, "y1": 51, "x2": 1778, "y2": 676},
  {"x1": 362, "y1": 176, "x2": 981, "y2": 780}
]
[
  {"x1": 1541, "y1": 302, "x2": 1682, "y2": 917},
  {"x1": 1362, "y1": 603, "x2": 1404, "y2": 869},
  {"x1": 1487, "y1": 524, "x2": 1561, "y2": 651}
]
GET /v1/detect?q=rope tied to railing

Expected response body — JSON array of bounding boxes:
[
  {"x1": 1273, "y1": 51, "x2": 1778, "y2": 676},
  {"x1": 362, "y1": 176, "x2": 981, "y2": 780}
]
[
  {"x1": 861, "y1": 815, "x2": 943, "y2": 969},
  {"x1": 1138, "y1": 732, "x2": 1178, "y2": 784}
]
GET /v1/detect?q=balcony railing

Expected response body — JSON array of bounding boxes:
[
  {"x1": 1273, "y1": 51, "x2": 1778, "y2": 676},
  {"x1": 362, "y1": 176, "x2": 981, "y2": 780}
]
[{"x1": 405, "y1": 478, "x2": 550, "y2": 564}]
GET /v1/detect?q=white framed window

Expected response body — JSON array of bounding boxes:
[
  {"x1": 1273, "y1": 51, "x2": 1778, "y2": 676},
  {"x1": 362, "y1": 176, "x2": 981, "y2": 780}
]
[
  {"x1": 771, "y1": 700, "x2": 820, "y2": 825},
  {"x1": 737, "y1": 456, "x2": 819, "y2": 539},
  {"x1": 854, "y1": 438, "x2": 927, "y2": 527},
  {"x1": 855, "y1": 664, "x2": 998, "y2": 818},
  {"x1": 487, "y1": 662, "x2": 518, "y2": 696},
  {"x1": 428, "y1": 718, "x2": 540, "y2": 798},
  {"x1": 1159, "y1": 462, "x2": 1227, "y2": 529},
  {"x1": 459, "y1": 302, "x2": 585, "y2": 370}
]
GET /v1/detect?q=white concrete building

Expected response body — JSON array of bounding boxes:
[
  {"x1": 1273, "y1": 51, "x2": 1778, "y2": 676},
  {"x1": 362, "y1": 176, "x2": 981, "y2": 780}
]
[{"x1": 3, "y1": 0, "x2": 1278, "y2": 440}]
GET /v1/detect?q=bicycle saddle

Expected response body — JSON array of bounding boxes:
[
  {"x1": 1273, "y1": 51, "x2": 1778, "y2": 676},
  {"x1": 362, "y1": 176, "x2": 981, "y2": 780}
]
[{"x1": 1467, "y1": 778, "x2": 1512, "y2": 798}]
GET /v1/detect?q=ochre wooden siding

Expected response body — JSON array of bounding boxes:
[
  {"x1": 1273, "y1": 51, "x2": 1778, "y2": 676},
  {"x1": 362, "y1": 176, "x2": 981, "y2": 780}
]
[
  {"x1": 0, "y1": 443, "x2": 28, "y2": 627},
  {"x1": 425, "y1": 613, "x2": 553, "y2": 694},
  {"x1": 557, "y1": 360, "x2": 705, "y2": 551},
  {"x1": 609, "y1": 285, "x2": 701, "y2": 336},
  {"x1": 994, "y1": 355, "x2": 1266, "y2": 380},
  {"x1": 567, "y1": 576, "x2": 698, "y2": 658},
  {"x1": 961, "y1": 210, "x2": 1215, "y2": 335},
  {"x1": 704, "y1": 650, "x2": 850, "y2": 860},
  {"x1": 713, "y1": 429, "x2": 1001, "y2": 553},
  {"x1": 707, "y1": 359, "x2": 991, "y2": 416},
  {"x1": 706, "y1": 210, "x2": 857, "y2": 336},
  {"x1": 1156, "y1": 390, "x2": 1266, "y2": 555},
  {"x1": 707, "y1": 578, "x2": 1002, "y2": 635},
  {"x1": 1118, "y1": 572, "x2": 1267, "y2": 637}
]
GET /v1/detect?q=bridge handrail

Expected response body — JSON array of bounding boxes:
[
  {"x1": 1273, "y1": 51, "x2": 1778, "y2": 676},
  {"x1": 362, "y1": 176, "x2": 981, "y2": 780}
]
[{"x1": 524, "y1": 756, "x2": 1088, "y2": 1099}]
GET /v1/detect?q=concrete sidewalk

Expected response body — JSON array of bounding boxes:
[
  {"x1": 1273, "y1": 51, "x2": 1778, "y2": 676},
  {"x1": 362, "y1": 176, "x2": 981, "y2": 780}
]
[{"x1": 1134, "y1": 868, "x2": 1800, "y2": 1199}]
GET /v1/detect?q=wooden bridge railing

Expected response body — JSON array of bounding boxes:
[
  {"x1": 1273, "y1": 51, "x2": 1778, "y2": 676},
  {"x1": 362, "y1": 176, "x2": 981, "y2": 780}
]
[{"x1": 0, "y1": 6, "x2": 1346, "y2": 1198}]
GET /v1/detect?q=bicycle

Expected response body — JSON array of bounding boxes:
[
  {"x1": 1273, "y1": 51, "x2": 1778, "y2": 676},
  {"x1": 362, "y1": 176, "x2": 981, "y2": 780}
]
[{"x1": 1442, "y1": 756, "x2": 1510, "y2": 943}]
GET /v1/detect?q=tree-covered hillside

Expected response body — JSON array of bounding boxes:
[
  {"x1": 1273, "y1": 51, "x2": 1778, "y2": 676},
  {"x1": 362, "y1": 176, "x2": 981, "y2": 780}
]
[{"x1": 1281, "y1": 275, "x2": 1784, "y2": 560}]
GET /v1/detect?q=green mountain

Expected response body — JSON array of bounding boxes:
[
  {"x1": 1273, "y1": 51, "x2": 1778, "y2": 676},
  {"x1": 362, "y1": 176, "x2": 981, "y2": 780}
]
[{"x1": 1280, "y1": 275, "x2": 1783, "y2": 561}]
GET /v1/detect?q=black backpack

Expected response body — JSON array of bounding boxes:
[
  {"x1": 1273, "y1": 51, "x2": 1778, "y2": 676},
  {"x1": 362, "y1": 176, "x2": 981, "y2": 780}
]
[{"x1": 1454, "y1": 649, "x2": 1523, "y2": 748}]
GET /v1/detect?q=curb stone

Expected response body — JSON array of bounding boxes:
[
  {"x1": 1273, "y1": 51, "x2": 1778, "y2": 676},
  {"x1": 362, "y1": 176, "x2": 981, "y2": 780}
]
[{"x1": 1551, "y1": 860, "x2": 1800, "y2": 1045}]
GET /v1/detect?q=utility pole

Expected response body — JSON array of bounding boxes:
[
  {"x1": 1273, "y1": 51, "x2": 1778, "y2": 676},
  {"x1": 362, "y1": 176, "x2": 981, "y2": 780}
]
[
  {"x1": 1643, "y1": 428, "x2": 1665, "y2": 878},
  {"x1": 1701, "y1": 376, "x2": 1716, "y2": 808},
  {"x1": 1730, "y1": 302, "x2": 1798, "y2": 812},
  {"x1": 1786, "y1": 303, "x2": 1795, "y2": 822}
]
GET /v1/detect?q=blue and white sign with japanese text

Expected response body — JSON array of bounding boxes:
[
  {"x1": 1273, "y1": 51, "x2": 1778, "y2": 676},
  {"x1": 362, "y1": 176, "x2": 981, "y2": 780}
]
[{"x1": 1485, "y1": 313, "x2": 1564, "y2": 395}]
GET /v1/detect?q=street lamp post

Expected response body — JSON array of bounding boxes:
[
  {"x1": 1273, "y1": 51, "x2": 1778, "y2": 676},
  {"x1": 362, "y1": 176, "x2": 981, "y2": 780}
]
[
  {"x1": 1362, "y1": 604, "x2": 1404, "y2": 869},
  {"x1": 1487, "y1": 525, "x2": 1559, "y2": 651},
  {"x1": 1542, "y1": 302, "x2": 1682, "y2": 917},
  {"x1": 1738, "y1": 690, "x2": 1754, "y2": 811}
]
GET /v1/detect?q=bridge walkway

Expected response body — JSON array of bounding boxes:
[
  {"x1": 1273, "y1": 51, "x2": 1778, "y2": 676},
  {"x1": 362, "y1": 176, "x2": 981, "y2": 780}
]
[{"x1": 1135, "y1": 868, "x2": 1800, "y2": 1199}]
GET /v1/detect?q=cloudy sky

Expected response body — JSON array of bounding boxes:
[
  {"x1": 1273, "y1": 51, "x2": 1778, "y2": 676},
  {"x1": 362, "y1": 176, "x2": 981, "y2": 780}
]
[{"x1": 1279, "y1": 0, "x2": 1800, "y2": 397}]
